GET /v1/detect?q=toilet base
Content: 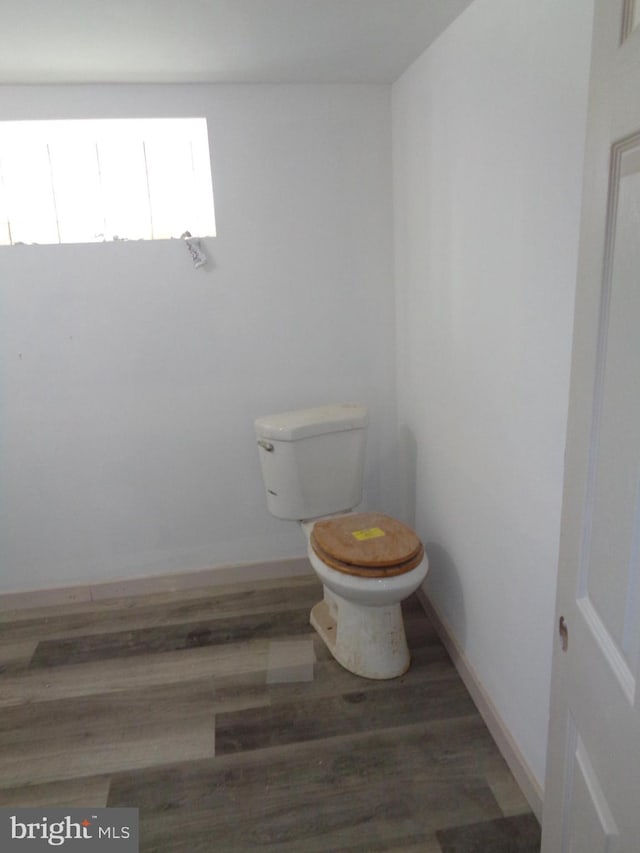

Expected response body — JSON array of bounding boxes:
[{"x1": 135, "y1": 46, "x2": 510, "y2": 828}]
[{"x1": 310, "y1": 590, "x2": 410, "y2": 680}]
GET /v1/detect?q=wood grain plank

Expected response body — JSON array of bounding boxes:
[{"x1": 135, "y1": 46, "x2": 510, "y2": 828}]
[
  {"x1": 0, "y1": 777, "x2": 111, "y2": 808},
  {"x1": 0, "y1": 640, "x2": 37, "y2": 675},
  {"x1": 485, "y1": 761, "x2": 533, "y2": 817},
  {"x1": 2, "y1": 721, "x2": 215, "y2": 789},
  {"x1": 29, "y1": 607, "x2": 314, "y2": 668},
  {"x1": 0, "y1": 577, "x2": 321, "y2": 643},
  {"x1": 215, "y1": 676, "x2": 476, "y2": 755},
  {"x1": 0, "y1": 678, "x2": 267, "y2": 749},
  {"x1": 266, "y1": 637, "x2": 315, "y2": 684},
  {"x1": 437, "y1": 813, "x2": 541, "y2": 852},
  {"x1": 0, "y1": 640, "x2": 269, "y2": 708},
  {"x1": 0, "y1": 679, "x2": 219, "y2": 788},
  {"x1": 330, "y1": 839, "x2": 444, "y2": 853}
]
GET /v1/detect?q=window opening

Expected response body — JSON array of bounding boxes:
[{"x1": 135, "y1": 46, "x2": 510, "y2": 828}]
[{"x1": 0, "y1": 118, "x2": 216, "y2": 246}]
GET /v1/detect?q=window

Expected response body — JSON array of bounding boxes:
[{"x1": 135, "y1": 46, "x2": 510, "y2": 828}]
[{"x1": 0, "y1": 118, "x2": 216, "y2": 246}]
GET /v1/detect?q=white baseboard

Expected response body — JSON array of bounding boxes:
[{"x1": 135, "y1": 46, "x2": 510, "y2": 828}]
[
  {"x1": 0, "y1": 556, "x2": 313, "y2": 612},
  {"x1": 417, "y1": 588, "x2": 544, "y2": 822}
]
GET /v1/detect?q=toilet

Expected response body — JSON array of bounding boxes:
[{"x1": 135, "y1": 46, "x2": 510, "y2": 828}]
[{"x1": 254, "y1": 403, "x2": 429, "y2": 679}]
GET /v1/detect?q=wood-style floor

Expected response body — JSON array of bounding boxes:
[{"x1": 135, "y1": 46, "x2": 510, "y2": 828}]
[{"x1": 0, "y1": 574, "x2": 541, "y2": 852}]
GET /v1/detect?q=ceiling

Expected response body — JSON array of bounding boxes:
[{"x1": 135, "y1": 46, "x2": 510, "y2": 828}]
[{"x1": 0, "y1": 0, "x2": 474, "y2": 85}]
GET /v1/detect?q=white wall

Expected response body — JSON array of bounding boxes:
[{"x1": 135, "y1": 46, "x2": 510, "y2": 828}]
[
  {"x1": 392, "y1": 0, "x2": 594, "y2": 787},
  {"x1": 0, "y1": 84, "x2": 396, "y2": 593}
]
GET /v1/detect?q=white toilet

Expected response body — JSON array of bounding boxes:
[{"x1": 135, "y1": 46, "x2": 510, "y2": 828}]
[{"x1": 254, "y1": 403, "x2": 429, "y2": 679}]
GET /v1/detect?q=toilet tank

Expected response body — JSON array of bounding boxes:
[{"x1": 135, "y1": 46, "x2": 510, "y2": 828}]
[{"x1": 254, "y1": 404, "x2": 368, "y2": 520}]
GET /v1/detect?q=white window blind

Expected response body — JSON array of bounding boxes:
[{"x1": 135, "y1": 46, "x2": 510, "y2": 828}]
[{"x1": 0, "y1": 118, "x2": 216, "y2": 246}]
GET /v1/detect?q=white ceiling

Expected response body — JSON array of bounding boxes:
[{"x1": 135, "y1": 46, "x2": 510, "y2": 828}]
[{"x1": 0, "y1": 0, "x2": 474, "y2": 85}]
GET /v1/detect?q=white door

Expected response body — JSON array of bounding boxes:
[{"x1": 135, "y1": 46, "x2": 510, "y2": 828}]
[{"x1": 542, "y1": 1, "x2": 640, "y2": 850}]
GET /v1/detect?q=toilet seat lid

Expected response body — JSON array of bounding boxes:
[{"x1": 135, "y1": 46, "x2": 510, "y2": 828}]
[{"x1": 310, "y1": 512, "x2": 424, "y2": 577}]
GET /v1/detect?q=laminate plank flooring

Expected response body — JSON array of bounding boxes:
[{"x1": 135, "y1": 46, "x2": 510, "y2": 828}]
[{"x1": 0, "y1": 573, "x2": 540, "y2": 851}]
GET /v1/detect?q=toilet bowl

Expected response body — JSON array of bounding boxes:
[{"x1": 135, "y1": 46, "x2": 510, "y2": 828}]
[{"x1": 302, "y1": 512, "x2": 429, "y2": 679}]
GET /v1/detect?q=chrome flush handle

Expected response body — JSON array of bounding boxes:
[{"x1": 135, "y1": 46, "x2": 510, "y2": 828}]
[{"x1": 257, "y1": 440, "x2": 274, "y2": 452}]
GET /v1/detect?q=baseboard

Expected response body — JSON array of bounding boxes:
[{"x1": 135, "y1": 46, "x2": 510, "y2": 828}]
[
  {"x1": 0, "y1": 556, "x2": 313, "y2": 612},
  {"x1": 417, "y1": 588, "x2": 544, "y2": 822}
]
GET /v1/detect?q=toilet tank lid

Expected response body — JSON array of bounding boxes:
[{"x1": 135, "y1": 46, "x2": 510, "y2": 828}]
[{"x1": 254, "y1": 403, "x2": 368, "y2": 441}]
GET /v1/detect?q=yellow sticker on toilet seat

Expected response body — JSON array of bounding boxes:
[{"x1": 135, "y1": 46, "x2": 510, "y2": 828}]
[{"x1": 352, "y1": 527, "x2": 386, "y2": 541}]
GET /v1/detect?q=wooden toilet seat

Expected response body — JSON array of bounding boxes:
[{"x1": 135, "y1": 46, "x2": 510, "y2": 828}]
[{"x1": 310, "y1": 512, "x2": 424, "y2": 578}]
